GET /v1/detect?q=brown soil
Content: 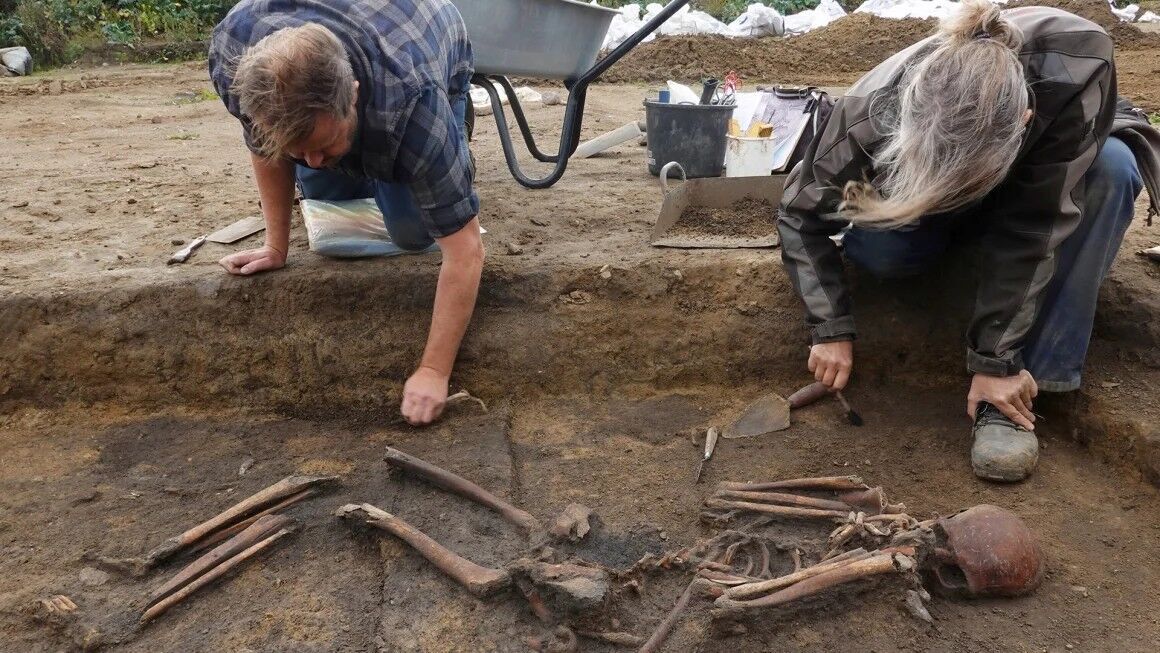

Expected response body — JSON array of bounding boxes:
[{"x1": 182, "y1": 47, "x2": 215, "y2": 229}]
[
  {"x1": 672, "y1": 196, "x2": 776, "y2": 238},
  {"x1": 1, "y1": 58, "x2": 1159, "y2": 652},
  {"x1": 602, "y1": 15, "x2": 938, "y2": 86},
  {"x1": 601, "y1": 2, "x2": 1160, "y2": 110}
]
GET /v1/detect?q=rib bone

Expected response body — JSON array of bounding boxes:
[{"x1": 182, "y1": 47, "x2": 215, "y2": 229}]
[
  {"x1": 383, "y1": 447, "x2": 540, "y2": 534},
  {"x1": 336, "y1": 503, "x2": 510, "y2": 597}
]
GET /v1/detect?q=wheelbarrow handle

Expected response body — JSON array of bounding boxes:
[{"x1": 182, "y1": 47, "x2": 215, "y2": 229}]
[{"x1": 659, "y1": 161, "x2": 687, "y2": 195}]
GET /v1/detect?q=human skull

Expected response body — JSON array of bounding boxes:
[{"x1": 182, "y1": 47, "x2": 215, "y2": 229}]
[{"x1": 928, "y1": 504, "x2": 1044, "y2": 598}]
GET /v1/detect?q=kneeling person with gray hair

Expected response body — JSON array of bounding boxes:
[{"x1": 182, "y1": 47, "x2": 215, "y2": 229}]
[{"x1": 208, "y1": 0, "x2": 482, "y2": 426}]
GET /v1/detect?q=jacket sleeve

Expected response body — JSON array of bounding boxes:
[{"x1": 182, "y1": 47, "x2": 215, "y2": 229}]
[
  {"x1": 965, "y1": 46, "x2": 1117, "y2": 377},
  {"x1": 777, "y1": 96, "x2": 877, "y2": 344}
]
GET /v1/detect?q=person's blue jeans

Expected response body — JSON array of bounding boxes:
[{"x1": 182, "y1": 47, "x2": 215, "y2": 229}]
[
  {"x1": 295, "y1": 94, "x2": 469, "y2": 252},
  {"x1": 842, "y1": 137, "x2": 1143, "y2": 392}
]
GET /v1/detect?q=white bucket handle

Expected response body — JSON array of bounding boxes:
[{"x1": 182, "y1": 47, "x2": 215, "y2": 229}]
[{"x1": 659, "y1": 161, "x2": 687, "y2": 195}]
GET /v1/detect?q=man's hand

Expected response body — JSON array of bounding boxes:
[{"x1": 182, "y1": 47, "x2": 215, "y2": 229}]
[
  {"x1": 967, "y1": 370, "x2": 1038, "y2": 430},
  {"x1": 219, "y1": 245, "x2": 287, "y2": 276},
  {"x1": 402, "y1": 366, "x2": 450, "y2": 426},
  {"x1": 808, "y1": 341, "x2": 854, "y2": 390}
]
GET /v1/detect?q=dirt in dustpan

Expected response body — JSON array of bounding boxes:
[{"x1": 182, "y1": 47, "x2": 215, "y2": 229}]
[{"x1": 667, "y1": 196, "x2": 777, "y2": 240}]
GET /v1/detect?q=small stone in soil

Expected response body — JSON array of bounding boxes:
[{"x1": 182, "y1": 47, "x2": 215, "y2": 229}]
[
  {"x1": 11, "y1": 201, "x2": 29, "y2": 208},
  {"x1": 530, "y1": 217, "x2": 550, "y2": 226},
  {"x1": 80, "y1": 567, "x2": 110, "y2": 587},
  {"x1": 506, "y1": 242, "x2": 524, "y2": 255},
  {"x1": 171, "y1": 238, "x2": 185, "y2": 246}
]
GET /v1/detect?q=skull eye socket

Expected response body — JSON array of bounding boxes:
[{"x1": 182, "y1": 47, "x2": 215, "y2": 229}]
[{"x1": 935, "y1": 563, "x2": 969, "y2": 589}]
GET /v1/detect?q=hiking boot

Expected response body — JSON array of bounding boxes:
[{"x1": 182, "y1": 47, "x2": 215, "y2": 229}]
[{"x1": 971, "y1": 402, "x2": 1039, "y2": 482}]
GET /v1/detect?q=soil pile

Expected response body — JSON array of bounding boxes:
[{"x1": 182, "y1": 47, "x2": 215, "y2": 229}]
[
  {"x1": 601, "y1": 1, "x2": 1159, "y2": 85},
  {"x1": 1007, "y1": 0, "x2": 1160, "y2": 50},
  {"x1": 673, "y1": 197, "x2": 777, "y2": 238},
  {"x1": 601, "y1": 14, "x2": 937, "y2": 85}
]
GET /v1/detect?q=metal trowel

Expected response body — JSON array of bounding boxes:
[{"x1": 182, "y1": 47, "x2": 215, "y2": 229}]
[{"x1": 722, "y1": 392, "x2": 791, "y2": 439}]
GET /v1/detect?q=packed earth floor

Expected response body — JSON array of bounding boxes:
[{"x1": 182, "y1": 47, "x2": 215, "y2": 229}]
[{"x1": 3, "y1": 7, "x2": 1160, "y2": 652}]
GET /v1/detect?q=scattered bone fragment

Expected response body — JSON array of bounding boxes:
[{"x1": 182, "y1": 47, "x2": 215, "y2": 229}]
[
  {"x1": 141, "y1": 522, "x2": 296, "y2": 623},
  {"x1": 575, "y1": 630, "x2": 644, "y2": 647},
  {"x1": 446, "y1": 389, "x2": 488, "y2": 412},
  {"x1": 384, "y1": 446, "x2": 541, "y2": 534},
  {"x1": 336, "y1": 503, "x2": 510, "y2": 598},
  {"x1": 39, "y1": 595, "x2": 77, "y2": 615},
  {"x1": 549, "y1": 503, "x2": 593, "y2": 541},
  {"x1": 905, "y1": 589, "x2": 933, "y2": 623}
]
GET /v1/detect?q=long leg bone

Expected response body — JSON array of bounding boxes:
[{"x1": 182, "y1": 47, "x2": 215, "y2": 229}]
[
  {"x1": 716, "y1": 552, "x2": 914, "y2": 610},
  {"x1": 724, "y1": 548, "x2": 872, "y2": 600},
  {"x1": 703, "y1": 498, "x2": 848, "y2": 520},
  {"x1": 714, "y1": 489, "x2": 854, "y2": 512},
  {"x1": 383, "y1": 447, "x2": 540, "y2": 534},
  {"x1": 147, "y1": 514, "x2": 294, "y2": 607},
  {"x1": 188, "y1": 488, "x2": 317, "y2": 555},
  {"x1": 717, "y1": 476, "x2": 867, "y2": 492},
  {"x1": 335, "y1": 503, "x2": 510, "y2": 598},
  {"x1": 141, "y1": 523, "x2": 295, "y2": 623},
  {"x1": 141, "y1": 475, "x2": 337, "y2": 569}
]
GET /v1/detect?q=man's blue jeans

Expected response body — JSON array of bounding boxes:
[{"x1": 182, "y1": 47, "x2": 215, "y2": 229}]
[
  {"x1": 294, "y1": 94, "x2": 469, "y2": 252},
  {"x1": 842, "y1": 137, "x2": 1143, "y2": 392}
]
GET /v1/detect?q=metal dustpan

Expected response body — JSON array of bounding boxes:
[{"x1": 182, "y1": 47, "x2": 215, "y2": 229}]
[{"x1": 651, "y1": 162, "x2": 787, "y2": 249}]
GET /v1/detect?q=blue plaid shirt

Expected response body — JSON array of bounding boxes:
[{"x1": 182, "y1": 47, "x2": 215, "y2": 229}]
[{"x1": 209, "y1": 0, "x2": 478, "y2": 237}]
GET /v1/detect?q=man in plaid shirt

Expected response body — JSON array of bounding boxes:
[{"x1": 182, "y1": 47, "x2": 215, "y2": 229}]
[{"x1": 208, "y1": 0, "x2": 482, "y2": 426}]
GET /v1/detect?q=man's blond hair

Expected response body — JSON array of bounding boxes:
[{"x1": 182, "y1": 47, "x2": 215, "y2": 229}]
[{"x1": 232, "y1": 24, "x2": 356, "y2": 159}]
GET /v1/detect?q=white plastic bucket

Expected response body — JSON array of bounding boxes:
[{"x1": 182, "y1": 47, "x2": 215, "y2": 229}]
[{"x1": 724, "y1": 136, "x2": 776, "y2": 178}]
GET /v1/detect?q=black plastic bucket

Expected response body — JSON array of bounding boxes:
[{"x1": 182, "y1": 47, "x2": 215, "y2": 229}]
[{"x1": 644, "y1": 100, "x2": 733, "y2": 178}]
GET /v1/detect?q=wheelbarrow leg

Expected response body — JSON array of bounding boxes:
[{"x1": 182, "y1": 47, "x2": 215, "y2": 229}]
[{"x1": 490, "y1": 76, "x2": 558, "y2": 163}]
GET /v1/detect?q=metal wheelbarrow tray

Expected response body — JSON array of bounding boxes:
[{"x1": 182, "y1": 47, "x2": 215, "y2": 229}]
[{"x1": 452, "y1": 0, "x2": 693, "y2": 189}]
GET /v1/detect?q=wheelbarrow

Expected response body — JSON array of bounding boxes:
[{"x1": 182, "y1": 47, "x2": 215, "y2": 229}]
[{"x1": 453, "y1": 0, "x2": 693, "y2": 189}]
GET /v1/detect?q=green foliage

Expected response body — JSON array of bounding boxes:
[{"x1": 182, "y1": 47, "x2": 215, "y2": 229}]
[
  {"x1": 0, "y1": 0, "x2": 233, "y2": 66},
  {"x1": 1150, "y1": 112, "x2": 1160, "y2": 126}
]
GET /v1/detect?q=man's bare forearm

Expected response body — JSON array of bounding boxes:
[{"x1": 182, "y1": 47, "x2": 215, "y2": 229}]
[
  {"x1": 250, "y1": 152, "x2": 296, "y2": 254},
  {"x1": 419, "y1": 218, "x2": 485, "y2": 377}
]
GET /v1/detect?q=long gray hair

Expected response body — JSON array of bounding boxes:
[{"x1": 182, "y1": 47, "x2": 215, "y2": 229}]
[{"x1": 841, "y1": 0, "x2": 1029, "y2": 227}]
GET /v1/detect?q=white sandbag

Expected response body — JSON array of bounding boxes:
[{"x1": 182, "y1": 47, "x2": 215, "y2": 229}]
[
  {"x1": 1110, "y1": 3, "x2": 1139, "y2": 21},
  {"x1": 643, "y1": 3, "x2": 732, "y2": 36},
  {"x1": 600, "y1": 3, "x2": 650, "y2": 50},
  {"x1": 784, "y1": 0, "x2": 847, "y2": 35},
  {"x1": 469, "y1": 83, "x2": 541, "y2": 116},
  {"x1": 1, "y1": 46, "x2": 32, "y2": 76},
  {"x1": 728, "y1": 4, "x2": 785, "y2": 37},
  {"x1": 1139, "y1": 10, "x2": 1160, "y2": 22},
  {"x1": 855, "y1": 0, "x2": 958, "y2": 20}
]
